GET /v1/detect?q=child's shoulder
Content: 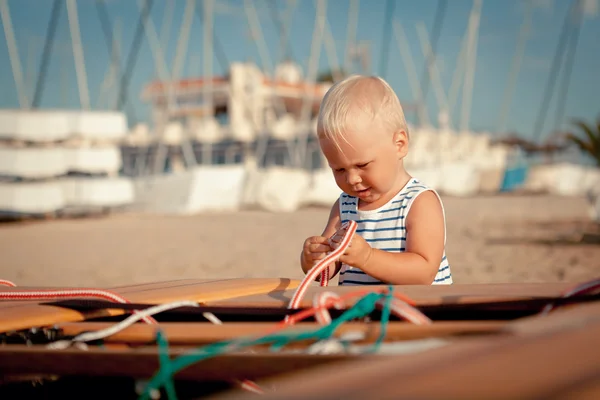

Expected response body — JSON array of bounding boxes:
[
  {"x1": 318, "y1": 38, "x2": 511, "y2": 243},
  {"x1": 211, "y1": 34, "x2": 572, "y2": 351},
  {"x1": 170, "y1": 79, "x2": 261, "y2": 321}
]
[{"x1": 404, "y1": 178, "x2": 446, "y2": 227}]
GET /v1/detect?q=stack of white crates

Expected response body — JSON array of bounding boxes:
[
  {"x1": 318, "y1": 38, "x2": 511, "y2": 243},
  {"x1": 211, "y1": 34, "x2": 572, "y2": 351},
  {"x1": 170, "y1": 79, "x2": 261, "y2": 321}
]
[{"x1": 0, "y1": 109, "x2": 134, "y2": 219}]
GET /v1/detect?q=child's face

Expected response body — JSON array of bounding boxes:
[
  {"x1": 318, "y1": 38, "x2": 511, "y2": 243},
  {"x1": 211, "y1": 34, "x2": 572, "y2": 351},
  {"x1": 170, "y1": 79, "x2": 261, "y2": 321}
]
[{"x1": 319, "y1": 116, "x2": 408, "y2": 206}]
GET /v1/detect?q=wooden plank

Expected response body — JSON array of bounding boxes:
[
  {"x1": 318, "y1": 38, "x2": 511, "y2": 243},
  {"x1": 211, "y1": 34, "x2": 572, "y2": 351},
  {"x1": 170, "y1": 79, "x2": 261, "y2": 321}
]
[
  {"x1": 208, "y1": 282, "x2": 574, "y2": 308},
  {"x1": 209, "y1": 302, "x2": 600, "y2": 400},
  {"x1": 505, "y1": 300, "x2": 600, "y2": 335},
  {"x1": 0, "y1": 345, "x2": 365, "y2": 383},
  {"x1": 56, "y1": 320, "x2": 508, "y2": 345},
  {"x1": 0, "y1": 278, "x2": 300, "y2": 333}
]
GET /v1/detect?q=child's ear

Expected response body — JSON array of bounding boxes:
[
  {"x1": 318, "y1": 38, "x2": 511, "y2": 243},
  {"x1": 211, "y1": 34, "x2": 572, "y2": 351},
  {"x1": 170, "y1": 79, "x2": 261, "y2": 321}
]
[{"x1": 393, "y1": 130, "x2": 409, "y2": 158}]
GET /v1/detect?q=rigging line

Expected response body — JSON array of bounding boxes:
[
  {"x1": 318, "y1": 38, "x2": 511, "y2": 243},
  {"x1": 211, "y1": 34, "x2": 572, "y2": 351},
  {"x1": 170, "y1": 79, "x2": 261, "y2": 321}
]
[
  {"x1": 32, "y1": 0, "x2": 62, "y2": 108},
  {"x1": 116, "y1": 0, "x2": 155, "y2": 111},
  {"x1": 95, "y1": 0, "x2": 139, "y2": 123},
  {"x1": 266, "y1": 0, "x2": 296, "y2": 63},
  {"x1": 194, "y1": 5, "x2": 229, "y2": 74},
  {"x1": 553, "y1": 1, "x2": 583, "y2": 134},
  {"x1": 378, "y1": 0, "x2": 396, "y2": 78},
  {"x1": 418, "y1": 0, "x2": 448, "y2": 115},
  {"x1": 531, "y1": 0, "x2": 577, "y2": 143}
]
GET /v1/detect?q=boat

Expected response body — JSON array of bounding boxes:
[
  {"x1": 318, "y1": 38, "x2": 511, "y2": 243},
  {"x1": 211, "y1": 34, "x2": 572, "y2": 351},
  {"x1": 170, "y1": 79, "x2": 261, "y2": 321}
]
[{"x1": 1, "y1": 222, "x2": 599, "y2": 399}]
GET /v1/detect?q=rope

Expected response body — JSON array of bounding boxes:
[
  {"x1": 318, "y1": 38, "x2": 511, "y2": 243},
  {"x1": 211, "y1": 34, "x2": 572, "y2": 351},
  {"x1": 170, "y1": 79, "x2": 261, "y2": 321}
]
[
  {"x1": 287, "y1": 220, "x2": 358, "y2": 322},
  {"x1": 0, "y1": 281, "x2": 157, "y2": 325},
  {"x1": 0, "y1": 221, "x2": 428, "y2": 398},
  {"x1": 47, "y1": 301, "x2": 201, "y2": 349},
  {"x1": 0, "y1": 279, "x2": 16, "y2": 287},
  {"x1": 138, "y1": 289, "x2": 398, "y2": 400},
  {"x1": 2, "y1": 280, "x2": 261, "y2": 395}
]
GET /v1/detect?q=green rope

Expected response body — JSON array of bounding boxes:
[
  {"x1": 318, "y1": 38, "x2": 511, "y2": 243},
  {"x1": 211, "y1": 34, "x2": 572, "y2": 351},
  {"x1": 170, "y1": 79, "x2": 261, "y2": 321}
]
[
  {"x1": 156, "y1": 329, "x2": 177, "y2": 400},
  {"x1": 372, "y1": 287, "x2": 393, "y2": 353},
  {"x1": 138, "y1": 288, "x2": 394, "y2": 400}
]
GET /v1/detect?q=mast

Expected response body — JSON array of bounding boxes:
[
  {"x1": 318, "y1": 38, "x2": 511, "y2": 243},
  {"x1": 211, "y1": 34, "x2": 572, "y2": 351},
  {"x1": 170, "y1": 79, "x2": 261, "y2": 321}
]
[
  {"x1": 459, "y1": 0, "x2": 483, "y2": 133},
  {"x1": 297, "y1": 0, "x2": 327, "y2": 167},
  {"x1": 415, "y1": 21, "x2": 451, "y2": 129},
  {"x1": 0, "y1": 0, "x2": 29, "y2": 108},
  {"x1": 343, "y1": 0, "x2": 360, "y2": 75},
  {"x1": 496, "y1": 0, "x2": 534, "y2": 134},
  {"x1": 203, "y1": 0, "x2": 214, "y2": 166},
  {"x1": 66, "y1": 0, "x2": 90, "y2": 110},
  {"x1": 392, "y1": 19, "x2": 431, "y2": 127}
]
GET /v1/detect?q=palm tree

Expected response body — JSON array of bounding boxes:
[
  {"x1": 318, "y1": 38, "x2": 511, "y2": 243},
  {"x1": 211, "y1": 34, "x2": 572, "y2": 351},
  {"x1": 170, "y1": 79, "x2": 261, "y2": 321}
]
[
  {"x1": 565, "y1": 116, "x2": 600, "y2": 167},
  {"x1": 316, "y1": 68, "x2": 348, "y2": 83}
]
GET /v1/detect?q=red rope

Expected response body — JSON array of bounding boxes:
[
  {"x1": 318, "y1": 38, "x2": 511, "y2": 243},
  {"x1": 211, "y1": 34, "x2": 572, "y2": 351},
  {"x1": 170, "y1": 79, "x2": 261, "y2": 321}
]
[
  {"x1": 0, "y1": 283, "x2": 157, "y2": 324},
  {"x1": 286, "y1": 220, "x2": 358, "y2": 321}
]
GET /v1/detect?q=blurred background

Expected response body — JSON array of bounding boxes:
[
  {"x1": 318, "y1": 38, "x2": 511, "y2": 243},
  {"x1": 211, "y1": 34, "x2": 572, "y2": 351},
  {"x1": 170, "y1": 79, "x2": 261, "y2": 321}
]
[{"x1": 0, "y1": 0, "x2": 598, "y2": 287}]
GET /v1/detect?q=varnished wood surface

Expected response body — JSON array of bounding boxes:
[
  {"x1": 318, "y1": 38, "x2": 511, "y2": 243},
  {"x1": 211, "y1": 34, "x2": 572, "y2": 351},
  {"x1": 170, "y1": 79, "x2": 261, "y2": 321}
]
[
  {"x1": 0, "y1": 278, "x2": 300, "y2": 332},
  {"x1": 57, "y1": 320, "x2": 508, "y2": 345},
  {"x1": 207, "y1": 301, "x2": 600, "y2": 400},
  {"x1": 0, "y1": 345, "x2": 365, "y2": 382},
  {"x1": 208, "y1": 282, "x2": 575, "y2": 308}
]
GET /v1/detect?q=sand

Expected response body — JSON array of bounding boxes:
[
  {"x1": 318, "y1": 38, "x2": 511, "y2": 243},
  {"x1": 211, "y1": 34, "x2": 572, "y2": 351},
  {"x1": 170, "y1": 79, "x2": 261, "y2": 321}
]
[{"x1": 0, "y1": 194, "x2": 598, "y2": 288}]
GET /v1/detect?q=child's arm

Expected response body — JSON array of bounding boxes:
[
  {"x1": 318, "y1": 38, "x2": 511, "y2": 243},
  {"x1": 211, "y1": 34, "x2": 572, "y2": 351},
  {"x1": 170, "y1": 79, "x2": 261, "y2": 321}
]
[
  {"x1": 300, "y1": 198, "x2": 342, "y2": 279},
  {"x1": 340, "y1": 191, "x2": 445, "y2": 284}
]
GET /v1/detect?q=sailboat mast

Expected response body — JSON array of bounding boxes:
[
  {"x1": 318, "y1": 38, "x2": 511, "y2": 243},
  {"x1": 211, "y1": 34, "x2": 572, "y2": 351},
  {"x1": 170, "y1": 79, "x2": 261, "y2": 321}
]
[{"x1": 0, "y1": 0, "x2": 29, "y2": 108}]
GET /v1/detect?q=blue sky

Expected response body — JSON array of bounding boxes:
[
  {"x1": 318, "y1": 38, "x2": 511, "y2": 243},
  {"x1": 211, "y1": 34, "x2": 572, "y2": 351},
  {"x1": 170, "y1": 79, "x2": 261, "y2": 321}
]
[{"x1": 0, "y1": 0, "x2": 598, "y2": 142}]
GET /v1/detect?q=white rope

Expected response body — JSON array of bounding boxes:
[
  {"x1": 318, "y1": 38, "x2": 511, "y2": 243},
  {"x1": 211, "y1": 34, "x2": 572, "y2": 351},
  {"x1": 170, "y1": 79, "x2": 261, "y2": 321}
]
[{"x1": 47, "y1": 300, "x2": 201, "y2": 349}]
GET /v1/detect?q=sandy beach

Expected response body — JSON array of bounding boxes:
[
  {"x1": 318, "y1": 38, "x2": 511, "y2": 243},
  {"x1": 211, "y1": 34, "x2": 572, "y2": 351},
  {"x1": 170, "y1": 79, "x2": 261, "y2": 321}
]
[{"x1": 0, "y1": 194, "x2": 598, "y2": 288}]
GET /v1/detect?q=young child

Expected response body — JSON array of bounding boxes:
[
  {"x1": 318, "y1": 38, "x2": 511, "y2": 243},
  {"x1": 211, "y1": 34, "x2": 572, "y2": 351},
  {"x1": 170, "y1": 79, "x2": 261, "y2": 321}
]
[{"x1": 300, "y1": 75, "x2": 452, "y2": 286}]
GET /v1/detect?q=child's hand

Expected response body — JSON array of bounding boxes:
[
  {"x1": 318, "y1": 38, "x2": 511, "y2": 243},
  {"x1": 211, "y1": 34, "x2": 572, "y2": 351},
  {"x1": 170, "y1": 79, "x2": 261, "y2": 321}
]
[
  {"x1": 330, "y1": 229, "x2": 373, "y2": 270},
  {"x1": 301, "y1": 236, "x2": 333, "y2": 267}
]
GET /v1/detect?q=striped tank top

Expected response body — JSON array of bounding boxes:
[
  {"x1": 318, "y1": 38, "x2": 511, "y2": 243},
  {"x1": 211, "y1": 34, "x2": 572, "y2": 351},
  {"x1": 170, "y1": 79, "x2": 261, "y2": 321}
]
[{"x1": 338, "y1": 177, "x2": 453, "y2": 286}]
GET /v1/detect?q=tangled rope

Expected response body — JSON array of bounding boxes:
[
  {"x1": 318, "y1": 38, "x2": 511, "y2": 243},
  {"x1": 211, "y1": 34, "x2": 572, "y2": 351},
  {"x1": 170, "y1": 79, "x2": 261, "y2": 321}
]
[
  {"x1": 139, "y1": 287, "x2": 403, "y2": 400},
  {"x1": 0, "y1": 280, "x2": 261, "y2": 395}
]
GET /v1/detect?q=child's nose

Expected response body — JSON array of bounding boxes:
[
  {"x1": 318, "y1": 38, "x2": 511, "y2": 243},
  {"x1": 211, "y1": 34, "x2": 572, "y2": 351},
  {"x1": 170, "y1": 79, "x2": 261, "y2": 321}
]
[{"x1": 346, "y1": 170, "x2": 362, "y2": 185}]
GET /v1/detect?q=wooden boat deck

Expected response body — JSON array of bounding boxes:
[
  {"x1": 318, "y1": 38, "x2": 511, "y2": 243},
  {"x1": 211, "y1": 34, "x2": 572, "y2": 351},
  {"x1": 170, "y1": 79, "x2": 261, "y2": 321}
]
[
  {"x1": 0, "y1": 278, "x2": 598, "y2": 399},
  {"x1": 0, "y1": 278, "x2": 299, "y2": 332}
]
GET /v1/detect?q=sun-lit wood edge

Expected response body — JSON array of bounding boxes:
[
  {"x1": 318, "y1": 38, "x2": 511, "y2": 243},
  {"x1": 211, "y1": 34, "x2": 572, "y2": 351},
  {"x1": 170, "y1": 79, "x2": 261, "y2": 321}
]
[
  {"x1": 505, "y1": 300, "x2": 600, "y2": 334},
  {"x1": 0, "y1": 278, "x2": 301, "y2": 333},
  {"x1": 207, "y1": 282, "x2": 575, "y2": 308},
  {"x1": 56, "y1": 320, "x2": 508, "y2": 345},
  {"x1": 0, "y1": 345, "x2": 369, "y2": 383},
  {"x1": 209, "y1": 306, "x2": 600, "y2": 400}
]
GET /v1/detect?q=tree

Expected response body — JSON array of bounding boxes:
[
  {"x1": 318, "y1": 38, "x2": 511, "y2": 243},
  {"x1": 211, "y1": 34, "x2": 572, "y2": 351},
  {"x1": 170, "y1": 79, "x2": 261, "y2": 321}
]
[
  {"x1": 316, "y1": 69, "x2": 348, "y2": 83},
  {"x1": 565, "y1": 116, "x2": 600, "y2": 167}
]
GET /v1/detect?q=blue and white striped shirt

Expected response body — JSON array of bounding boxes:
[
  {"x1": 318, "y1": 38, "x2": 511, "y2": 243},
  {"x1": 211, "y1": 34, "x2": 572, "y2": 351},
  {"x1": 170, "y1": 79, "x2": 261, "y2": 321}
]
[{"x1": 338, "y1": 178, "x2": 452, "y2": 286}]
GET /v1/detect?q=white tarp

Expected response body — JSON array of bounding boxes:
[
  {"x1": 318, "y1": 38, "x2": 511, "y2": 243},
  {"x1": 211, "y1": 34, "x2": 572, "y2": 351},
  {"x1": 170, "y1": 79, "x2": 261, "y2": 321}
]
[
  {"x1": 242, "y1": 166, "x2": 312, "y2": 212},
  {"x1": 302, "y1": 168, "x2": 342, "y2": 207},
  {"x1": 0, "y1": 147, "x2": 68, "y2": 178},
  {"x1": 66, "y1": 111, "x2": 127, "y2": 141},
  {"x1": 63, "y1": 146, "x2": 122, "y2": 174},
  {"x1": 0, "y1": 110, "x2": 72, "y2": 142},
  {"x1": 133, "y1": 165, "x2": 247, "y2": 215},
  {"x1": 0, "y1": 109, "x2": 127, "y2": 142},
  {"x1": 301, "y1": 168, "x2": 340, "y2": 207},
  {"x1": 0, "y1": 147, "x2": 122, "y2": 178},
  {"x1": 525, "y1": 162, "x2": 600, "y2": 196},
  {"x1": 407, "y1": 166, "x2": 442, "y2": 192},
  {"x1": 437, "y1": 162, "x2": 481, "y2": 196},
  {"x1": 60, "y1": 177, "x2": 134, "y2": 208},
  {"x1": 0, "y1": 182, "x2": 65, "y2": 214}
]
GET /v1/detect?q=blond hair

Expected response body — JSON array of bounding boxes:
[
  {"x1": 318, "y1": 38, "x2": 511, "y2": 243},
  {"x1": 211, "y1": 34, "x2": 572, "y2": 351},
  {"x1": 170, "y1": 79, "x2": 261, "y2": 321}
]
[{"x1": 317, "y1": 75, "x2": 408, "y2": 149}]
